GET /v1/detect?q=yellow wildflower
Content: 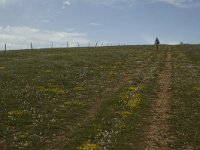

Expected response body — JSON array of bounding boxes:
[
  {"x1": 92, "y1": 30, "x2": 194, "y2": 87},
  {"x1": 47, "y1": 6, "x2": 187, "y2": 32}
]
[
  {"x1": 127, "y1": 94, "x2": 141, "y2": 109},
  {"x1": 193, "y1": 86, "x2": 200, "y2": 91},
  {"x1": 114, "y1": 123, "x2": 127, "y2": 130},
  {"x1": 116, "y1": 111, "x2": 131, "y2": 118},
  {"x1": 73, "y1": 86, "x2": 86, "y2": 91},
  {"x1": 128, "y1": 86, "x2": 138, "y2": 91},
  {"x1": 77, "y1": 143, "x2": 101, "y2": 150},
  {"x1": 8, "y1": 110, "x2": 29, "y2": 120},
  {"x1": 38, "y1": 85, "x2": 65, "y2": 94}
]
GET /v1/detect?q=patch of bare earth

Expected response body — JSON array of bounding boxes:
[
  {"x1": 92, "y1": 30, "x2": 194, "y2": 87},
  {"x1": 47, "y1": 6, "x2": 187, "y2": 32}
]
[{"x1": 144, "y1": 49, "x2": 174, "y2": 150}]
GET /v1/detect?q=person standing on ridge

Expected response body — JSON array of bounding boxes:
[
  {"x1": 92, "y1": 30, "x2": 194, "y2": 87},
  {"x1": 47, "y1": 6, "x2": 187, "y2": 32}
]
[{"x1": 154, "y1": 37, "x2": 160, "y2": 50}]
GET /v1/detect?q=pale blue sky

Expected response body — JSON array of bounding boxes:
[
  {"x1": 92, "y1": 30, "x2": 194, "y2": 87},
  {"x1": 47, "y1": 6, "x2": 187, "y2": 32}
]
[{"x1": 0, "y1": 0, "x2": 200, "y2": 50}]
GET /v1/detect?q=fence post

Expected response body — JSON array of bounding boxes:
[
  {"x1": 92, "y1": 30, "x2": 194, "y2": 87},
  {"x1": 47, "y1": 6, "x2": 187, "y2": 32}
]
[
  {"x1": 88, "y1": 42, "x2": 90, "y2": 47},
  {"x1": 31, "y1": 42, "x2": 33, "y2": 50},
  {"x1": 67, "y1": 42, "x2": 69, "y2": 48},
  {"x1": 95, "y1": 41, "x2": 98, "y2": 47},
  {"x1": 5, "y1": 44, "x2": 6, "y2": 52},
  {"x1": 51, "y1": 42, "x2": 54, "y2": 48},
  {"x1": 77, "y1": 42, "x2": 79, "y2": 47}
]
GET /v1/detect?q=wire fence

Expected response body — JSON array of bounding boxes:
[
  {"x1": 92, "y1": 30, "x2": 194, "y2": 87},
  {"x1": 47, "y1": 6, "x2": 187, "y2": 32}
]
[{"x1": 0, "y1": 41, "x2": 128, "y2": 52}]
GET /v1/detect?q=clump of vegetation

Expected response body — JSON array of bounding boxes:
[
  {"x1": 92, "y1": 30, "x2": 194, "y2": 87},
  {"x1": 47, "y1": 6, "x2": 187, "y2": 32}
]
[
  {"x1": 193, "y1": 86, "x2": 200, "y2": 91},
  {"x1": 116, "y1": 111, "x2": 132, "y2": 118},
  {"x1": 127, "y1": 94, "x2": 141, "y2": 109},
  {"x1": 77, "y1": 143, "x2": 102, "y2": 150},
  {"x1": 128, "y1": 86, "x2": 138, "y2": 91},
  {"x1": 37, "y1": 84, "x2": 65, "y2": 94},
  {"x1": 60, "y1": 101, "x2": 84, "y2": 109},
  {"x1": 73, "y1": 86, "x2": 86, "y2": 91},
  {"x1": 8, "y1": 110, "x2": 29, "y2": 121}
]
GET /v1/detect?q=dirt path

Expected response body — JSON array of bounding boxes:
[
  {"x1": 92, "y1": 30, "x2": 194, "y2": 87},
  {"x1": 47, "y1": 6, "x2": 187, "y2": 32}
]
[{"x1": 145, "y1": 48, "x2": 173, "y2": 150}]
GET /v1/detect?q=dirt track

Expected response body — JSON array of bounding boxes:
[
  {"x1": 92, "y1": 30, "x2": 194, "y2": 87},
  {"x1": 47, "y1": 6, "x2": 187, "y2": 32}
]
[{"x1": 145, "y1": 48, "x2": 174, "y2": 150}]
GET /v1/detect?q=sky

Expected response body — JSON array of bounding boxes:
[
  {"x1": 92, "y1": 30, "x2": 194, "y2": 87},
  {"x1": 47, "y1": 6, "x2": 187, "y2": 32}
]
[{"x1": 0, "y1": 0, "x2": 200, "y2": 50}]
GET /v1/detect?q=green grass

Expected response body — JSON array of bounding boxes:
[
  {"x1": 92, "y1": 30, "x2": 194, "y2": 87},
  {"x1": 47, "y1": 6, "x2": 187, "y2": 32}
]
[
  {"x1": 183, "y1": 44, "x2": 200, "y2": 62},
  {"x1": 0, "y1": 45, "x2": 200, "y2": 149},
  {"x1": 0, "y1": 46, "x2": 162, "y2": 149},
  {"x1": 170, "y1": 45, "x2": 200, "y2": 149}
]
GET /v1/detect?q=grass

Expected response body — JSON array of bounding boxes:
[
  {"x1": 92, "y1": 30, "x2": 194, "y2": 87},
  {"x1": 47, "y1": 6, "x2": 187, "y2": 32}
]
[
  {"x1": 0, "y1": 45, "x2": 200, "y2": 149},
  {"x1": 170, "y1": 45, "x2": 200, "y2": 149}
]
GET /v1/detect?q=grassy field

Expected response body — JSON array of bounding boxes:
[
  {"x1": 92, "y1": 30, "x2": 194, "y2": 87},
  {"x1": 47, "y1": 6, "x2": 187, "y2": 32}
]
[
  {"x1": 170, "y1": 45, "x2": 200, "y2": 149},
  {"x1": 0, "y1": 45, "x2": 199, "y2": 149}
]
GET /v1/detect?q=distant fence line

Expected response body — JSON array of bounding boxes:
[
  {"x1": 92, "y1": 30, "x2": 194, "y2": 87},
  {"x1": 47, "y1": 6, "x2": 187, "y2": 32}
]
[{"x1": 0, "y1": 41, "x2": 127, "y2": 51}]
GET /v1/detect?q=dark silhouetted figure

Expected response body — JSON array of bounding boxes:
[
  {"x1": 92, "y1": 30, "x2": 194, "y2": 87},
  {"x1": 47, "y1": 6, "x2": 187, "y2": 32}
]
[{"x1": 154, "y1": 37, "x2": 160, "y2": 50}]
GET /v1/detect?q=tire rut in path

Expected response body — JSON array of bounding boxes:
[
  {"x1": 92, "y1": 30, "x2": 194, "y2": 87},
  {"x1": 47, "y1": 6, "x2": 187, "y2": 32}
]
[{"x1": 145, "y1": 48, "x2": 173, "y2": 150}]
